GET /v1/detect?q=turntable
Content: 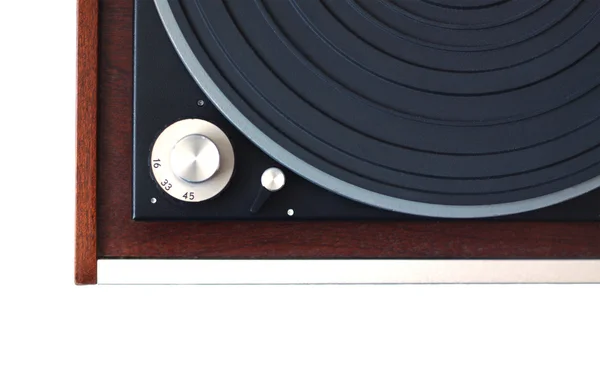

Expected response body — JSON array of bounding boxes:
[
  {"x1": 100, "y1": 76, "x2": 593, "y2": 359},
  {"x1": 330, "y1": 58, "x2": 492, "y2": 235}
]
[{"x1": 75, "y1": 0, "x2": 600, "y2": 284}]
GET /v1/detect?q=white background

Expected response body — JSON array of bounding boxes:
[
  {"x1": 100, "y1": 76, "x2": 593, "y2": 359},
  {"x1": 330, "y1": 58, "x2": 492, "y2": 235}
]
[{"x1": 0, "y1": 1, "x2": 598, "y2": 370}]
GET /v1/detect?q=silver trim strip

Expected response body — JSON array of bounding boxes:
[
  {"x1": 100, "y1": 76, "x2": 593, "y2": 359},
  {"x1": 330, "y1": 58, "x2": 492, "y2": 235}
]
[
  {"x1": 154, "y1": 0, "x2": 600, "y2": 218},
  {"x1": 98, "y1": 259, "x2": 600, "y2": 284}
]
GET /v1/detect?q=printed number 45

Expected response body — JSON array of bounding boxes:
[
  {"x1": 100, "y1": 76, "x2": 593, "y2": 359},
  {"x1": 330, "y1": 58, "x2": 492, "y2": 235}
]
[{"x1": 183, "y1": 192, "x2": 195, "y2": 200}]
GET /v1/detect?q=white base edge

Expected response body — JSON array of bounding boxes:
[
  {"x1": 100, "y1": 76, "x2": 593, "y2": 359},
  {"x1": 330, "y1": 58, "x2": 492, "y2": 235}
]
[{"x1": 97, "y1": 259, "x2": 600, "y2": 284}]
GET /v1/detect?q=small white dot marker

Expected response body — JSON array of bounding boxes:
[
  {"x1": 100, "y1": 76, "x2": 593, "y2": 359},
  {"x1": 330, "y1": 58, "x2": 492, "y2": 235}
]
[
  {"x1": 287, "y1": 209, "x2": 294, "y2": 216},
  {"x1": 150, "y1": 198, "x2": 157, "y2": 204}
]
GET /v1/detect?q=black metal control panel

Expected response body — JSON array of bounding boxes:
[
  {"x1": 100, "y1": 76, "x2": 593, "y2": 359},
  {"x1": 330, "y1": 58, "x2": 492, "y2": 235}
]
[{"x1": 132, "y1": 0, "x2": 600, "y2": 221}]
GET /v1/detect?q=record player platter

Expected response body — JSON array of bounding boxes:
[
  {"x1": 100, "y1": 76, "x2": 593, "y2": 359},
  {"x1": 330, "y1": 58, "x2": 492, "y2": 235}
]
[{"x1": 132, "y1": 0, "x2": 600, "y2": 220}]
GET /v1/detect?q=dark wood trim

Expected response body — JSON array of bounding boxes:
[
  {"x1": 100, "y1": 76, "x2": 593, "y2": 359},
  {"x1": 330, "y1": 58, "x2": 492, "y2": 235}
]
[{"x1": 75, "y1": 0, "x2": 99, "y2": 285}]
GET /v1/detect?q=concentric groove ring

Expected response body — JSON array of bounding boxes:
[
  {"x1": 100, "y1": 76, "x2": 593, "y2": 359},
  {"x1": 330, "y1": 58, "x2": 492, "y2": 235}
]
[
  {"x1": 418, "y1": 0, "x2": 510, "y2": 11},
  {"x1": 280, "y1": 1, "x2": 594, "y2": 96},
  {"x1": 382, "y1": 0, "x2": 555, "y2": 30},
  {"x1": 352, "y1": 0, "x2": 580, "y2": 49},
  {"x1": 154, "y1": 0, "x2": 600, "y2": 217},
  {"x1": 331, "y1": 0, "x2": 599, "y2": 72}
]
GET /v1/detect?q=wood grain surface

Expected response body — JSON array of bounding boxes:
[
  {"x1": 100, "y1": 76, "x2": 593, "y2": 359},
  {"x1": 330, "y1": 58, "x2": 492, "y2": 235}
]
[
  {"x1": 75, "y1": 0, "x2": 99, "y2": 284},
  {"x1": 92, "y1": 0, "x2": 600, "y2": 262}
]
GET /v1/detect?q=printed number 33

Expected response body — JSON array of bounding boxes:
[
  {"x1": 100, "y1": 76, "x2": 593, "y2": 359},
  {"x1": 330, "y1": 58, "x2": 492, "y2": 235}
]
[{"x1": 160, "y1": 179, "x2": 172, "y2": 190}]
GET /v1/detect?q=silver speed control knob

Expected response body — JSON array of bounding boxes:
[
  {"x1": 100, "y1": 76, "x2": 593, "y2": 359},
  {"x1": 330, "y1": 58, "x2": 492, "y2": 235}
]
[
  {"x1": 151, "y1": 119, "x2": 235, "y2": 202},
  {"x1": 171, "y1": 134, "x2": 220, "y2": 183}
]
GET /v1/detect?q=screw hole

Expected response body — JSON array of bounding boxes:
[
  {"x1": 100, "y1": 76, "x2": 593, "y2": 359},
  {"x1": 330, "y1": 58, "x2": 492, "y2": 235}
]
[
  {"x1": 197, "y1": 99, "x2": 205, "y2": 107},
  {"x1": 150, "y1": 198, "x2": 157, "y2": 204}
]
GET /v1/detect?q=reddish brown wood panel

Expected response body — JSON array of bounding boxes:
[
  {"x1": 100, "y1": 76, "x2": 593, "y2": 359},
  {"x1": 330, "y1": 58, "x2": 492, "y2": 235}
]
[
  {"x1": 75, "y1": 0, "x2": 99, "y2": 284},
  {"x1": 96, "y1": 0, "x2": 600, "y2": 260}
]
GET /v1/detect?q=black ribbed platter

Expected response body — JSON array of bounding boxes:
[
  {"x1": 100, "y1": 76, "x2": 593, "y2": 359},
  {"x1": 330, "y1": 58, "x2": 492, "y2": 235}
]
[{"x1": 149, "y1": 0, "x2": 600, "y2": 218}]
